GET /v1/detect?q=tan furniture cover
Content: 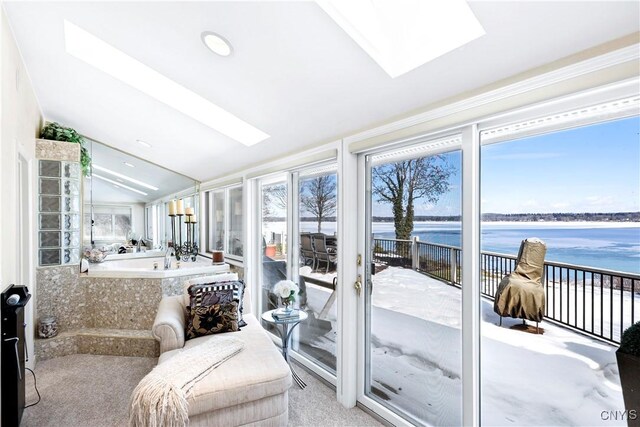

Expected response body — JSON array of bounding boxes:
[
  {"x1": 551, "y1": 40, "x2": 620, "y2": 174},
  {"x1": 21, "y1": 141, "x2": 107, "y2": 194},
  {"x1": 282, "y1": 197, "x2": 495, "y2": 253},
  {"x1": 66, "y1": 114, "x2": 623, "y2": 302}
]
[
  {"x1": 493, "y1": 238, "x2": 547, "y2": 323},
  {"x1": 151, "y1": 275, "x2": 292, "y2": 426}
]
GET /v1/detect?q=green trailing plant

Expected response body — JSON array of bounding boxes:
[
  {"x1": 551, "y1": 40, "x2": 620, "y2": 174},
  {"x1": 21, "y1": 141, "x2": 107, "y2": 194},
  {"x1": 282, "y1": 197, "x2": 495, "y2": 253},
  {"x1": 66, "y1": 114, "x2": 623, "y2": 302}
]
[
  {"x1": 40, "y1": 122, "x2": 91, "y2": 176},
  {"x1": 619, "y1": 321, "x2": 640, "y2": 357}
]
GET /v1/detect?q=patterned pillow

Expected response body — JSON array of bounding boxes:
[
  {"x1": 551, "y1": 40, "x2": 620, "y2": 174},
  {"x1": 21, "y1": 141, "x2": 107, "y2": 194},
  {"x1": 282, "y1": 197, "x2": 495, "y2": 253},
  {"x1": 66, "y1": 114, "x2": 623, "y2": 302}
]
[
  {"x1": 188, "y1": 280, "x2": 247, "y2": 327},
  {"x1": 186, "y1": 301, "x2": 239, "y2": 339},
  {"x1": 186, "y1": 288, "x2": 234, "y2": 333}
]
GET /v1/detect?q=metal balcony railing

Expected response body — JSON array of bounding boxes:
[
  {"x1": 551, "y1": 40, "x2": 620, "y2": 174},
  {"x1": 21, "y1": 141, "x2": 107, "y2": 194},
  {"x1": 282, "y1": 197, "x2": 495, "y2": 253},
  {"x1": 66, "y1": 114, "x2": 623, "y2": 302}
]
[{"x1": 373, "y1": 237, "x2": 640, "y2": 344}]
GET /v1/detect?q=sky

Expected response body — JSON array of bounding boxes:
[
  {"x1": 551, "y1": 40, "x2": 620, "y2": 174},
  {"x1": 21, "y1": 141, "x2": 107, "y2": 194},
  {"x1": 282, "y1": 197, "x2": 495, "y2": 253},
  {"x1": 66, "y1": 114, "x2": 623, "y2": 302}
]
[{"x1": 371, "y1": 116, "x2": 640, "y2": 217}]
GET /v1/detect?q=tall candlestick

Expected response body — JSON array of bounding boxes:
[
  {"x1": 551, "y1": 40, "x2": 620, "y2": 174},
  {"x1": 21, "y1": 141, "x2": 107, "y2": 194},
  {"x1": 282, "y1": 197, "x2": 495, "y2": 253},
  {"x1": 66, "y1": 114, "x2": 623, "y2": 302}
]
[
  {"x1": 176, "y1": 199, "x2": 184, "y2": 216},
  {"x1": 168, "y1": 200, "x2": 176, "y2": 216},
  {"x1": 185, "y1": 207, "x2": 194, "y2": 216}
]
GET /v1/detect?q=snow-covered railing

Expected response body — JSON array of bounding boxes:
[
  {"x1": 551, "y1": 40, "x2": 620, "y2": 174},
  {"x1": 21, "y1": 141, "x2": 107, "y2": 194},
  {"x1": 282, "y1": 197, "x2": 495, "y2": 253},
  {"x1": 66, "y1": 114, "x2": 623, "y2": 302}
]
[
  {"x1": 373, "y1": 238, "x2": 640, "y2": 344},
  {"x1": 415, "y1": 240, "x2": 461, "y2": 286},
  {"x1": 372, "y1": 238, "x2": 413, "y2": 268},
  {"x1": 482, "y1": 252, "x2": 639, "y2": 343}
]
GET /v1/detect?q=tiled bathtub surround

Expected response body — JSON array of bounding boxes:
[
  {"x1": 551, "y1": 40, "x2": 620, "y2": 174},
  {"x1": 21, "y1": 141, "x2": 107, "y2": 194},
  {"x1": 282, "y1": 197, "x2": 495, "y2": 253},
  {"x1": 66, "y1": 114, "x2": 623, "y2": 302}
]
[
  {"x1": 83, "y1": 277, "x2": 165, "y2": 330},
  {"x1": 34, "y1": 267, "x2": 224, "y2": 361},
  {"x1": 35, "y1": 329, "x2": 157, "y2": 360},
  {"x1": 36, "y1": 266, "x2": 83, "y2": 331}
]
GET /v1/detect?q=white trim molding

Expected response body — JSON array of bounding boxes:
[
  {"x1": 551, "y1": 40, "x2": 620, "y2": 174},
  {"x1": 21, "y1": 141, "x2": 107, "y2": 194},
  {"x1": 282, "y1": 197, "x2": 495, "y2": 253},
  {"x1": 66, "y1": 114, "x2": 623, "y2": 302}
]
[{"x1": 347, "y1": 42, "x2": 640, "y2": 151}]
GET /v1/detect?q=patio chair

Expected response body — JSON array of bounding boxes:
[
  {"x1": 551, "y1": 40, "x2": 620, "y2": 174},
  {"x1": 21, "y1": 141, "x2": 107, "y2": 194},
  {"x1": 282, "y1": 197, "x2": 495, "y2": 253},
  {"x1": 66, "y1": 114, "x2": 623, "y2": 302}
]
[
  {"x1": 300, "y1": 232, "x2": 316, "y2": 269},
  {"x1": 493, "y1": 238, "x2": 547, "y2": 332},
  {"x1": 312, "y1": 233, "x2": 337, "y2": 274}
]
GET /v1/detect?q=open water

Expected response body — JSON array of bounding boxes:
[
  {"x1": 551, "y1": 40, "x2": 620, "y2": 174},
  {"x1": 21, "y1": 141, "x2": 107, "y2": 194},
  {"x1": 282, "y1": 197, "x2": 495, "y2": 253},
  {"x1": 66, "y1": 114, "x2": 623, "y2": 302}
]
[{"x1": 373, "y1": 222, "x2": 640, "y2": 274}]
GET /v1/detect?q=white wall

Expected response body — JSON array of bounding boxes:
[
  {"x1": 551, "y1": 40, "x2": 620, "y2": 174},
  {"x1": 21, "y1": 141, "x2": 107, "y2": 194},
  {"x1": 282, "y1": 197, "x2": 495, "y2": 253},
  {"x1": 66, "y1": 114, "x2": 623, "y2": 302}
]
[{"x1": 1, "y1": 4, "x2": 44, "y2": 382}]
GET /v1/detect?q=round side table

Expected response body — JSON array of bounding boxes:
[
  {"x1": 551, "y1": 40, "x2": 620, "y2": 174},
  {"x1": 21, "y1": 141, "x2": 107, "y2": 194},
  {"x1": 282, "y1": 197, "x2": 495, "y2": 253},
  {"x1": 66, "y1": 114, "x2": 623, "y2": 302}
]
[{"x1": 261, "y1": 309, "x2": 308, "y2": 389}]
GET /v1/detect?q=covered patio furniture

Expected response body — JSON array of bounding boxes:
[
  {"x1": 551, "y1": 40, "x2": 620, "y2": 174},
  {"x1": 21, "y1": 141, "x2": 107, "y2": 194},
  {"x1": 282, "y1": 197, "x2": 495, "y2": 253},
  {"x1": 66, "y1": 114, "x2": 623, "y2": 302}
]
[
  {"x1": 300, "y1": 232, "x2": 316, "y2": 269},
  {"x1": 493, "y1": 238, "x2": 547, "y2": 332},
  {"x1": 312, "y1": 233, "x2": 337, "y2": 273}
]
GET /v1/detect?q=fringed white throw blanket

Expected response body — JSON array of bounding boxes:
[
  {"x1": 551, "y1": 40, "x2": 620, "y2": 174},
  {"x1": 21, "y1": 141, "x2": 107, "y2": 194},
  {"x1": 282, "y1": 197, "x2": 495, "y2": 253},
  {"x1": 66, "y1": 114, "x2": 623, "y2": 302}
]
[{"x1": 129, "y1": 336, "x2": 244, "y2": 427}]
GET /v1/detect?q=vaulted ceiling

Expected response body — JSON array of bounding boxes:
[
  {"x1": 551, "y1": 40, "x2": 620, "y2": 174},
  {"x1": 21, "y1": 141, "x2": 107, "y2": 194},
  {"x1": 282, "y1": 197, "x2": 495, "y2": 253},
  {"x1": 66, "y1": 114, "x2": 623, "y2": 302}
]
[{"x1": 5, "y1": 1, "x2": 639, "y2": 182}]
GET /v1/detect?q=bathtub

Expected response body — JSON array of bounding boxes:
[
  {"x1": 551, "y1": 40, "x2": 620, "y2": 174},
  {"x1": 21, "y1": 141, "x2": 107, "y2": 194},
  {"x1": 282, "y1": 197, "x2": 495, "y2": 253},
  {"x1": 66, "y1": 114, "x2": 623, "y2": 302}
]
[{"x1": 86, "y1": 255, "x2": 230, "y2": 278}]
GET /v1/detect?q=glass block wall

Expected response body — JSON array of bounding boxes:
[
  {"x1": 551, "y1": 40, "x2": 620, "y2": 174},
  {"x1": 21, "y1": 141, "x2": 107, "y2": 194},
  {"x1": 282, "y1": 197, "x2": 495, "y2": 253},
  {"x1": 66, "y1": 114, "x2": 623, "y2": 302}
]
[{"x1": 38, "y1": 160, "x2": 81, "y2": 266}]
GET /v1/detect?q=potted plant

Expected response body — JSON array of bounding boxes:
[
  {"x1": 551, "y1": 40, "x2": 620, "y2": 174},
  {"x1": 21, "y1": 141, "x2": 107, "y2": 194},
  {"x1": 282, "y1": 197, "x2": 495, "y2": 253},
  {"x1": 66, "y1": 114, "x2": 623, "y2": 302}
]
[
  {"x1": 272, "y1": 280, "x2": 299, "y2": 313},
  {"x1": 265, "y1": 240, "x2": 277, "y2": 258},
  {"x1": 617, "y1": 321, "x2": 640, "y2": 422},
  {"x1": 40, "y1": 122, "x2": 91, "y2": 176}
]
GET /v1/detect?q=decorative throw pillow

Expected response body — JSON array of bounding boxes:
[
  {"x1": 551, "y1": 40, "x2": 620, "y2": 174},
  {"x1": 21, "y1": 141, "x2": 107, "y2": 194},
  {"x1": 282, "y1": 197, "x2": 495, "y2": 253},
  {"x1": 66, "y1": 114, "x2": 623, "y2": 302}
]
[
  {"x1": 188, "y1": 280, "x2": 247, "y2": 327},
  {"x1": 186, "y1": 301, "x2": 239, "y2": 339},
  {"x1": 186, "y1": 288, "x2": 234, "y2": 333}
]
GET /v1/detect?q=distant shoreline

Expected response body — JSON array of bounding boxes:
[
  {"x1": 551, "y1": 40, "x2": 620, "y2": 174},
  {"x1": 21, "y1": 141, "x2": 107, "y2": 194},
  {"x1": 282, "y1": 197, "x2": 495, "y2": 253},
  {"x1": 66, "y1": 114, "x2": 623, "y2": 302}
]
[{"x1": 372, "y1": 220, "x2": 639, "y2": 228}]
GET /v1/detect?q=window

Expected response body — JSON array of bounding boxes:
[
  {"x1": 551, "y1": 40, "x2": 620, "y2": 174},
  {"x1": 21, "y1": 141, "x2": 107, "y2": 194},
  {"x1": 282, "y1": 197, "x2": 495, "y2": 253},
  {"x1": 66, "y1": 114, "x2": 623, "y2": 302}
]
[
  {"x1": 144, "y1": 204, "x2": 162, "y2": 248},
  {"x1": 228, "y1": 187, "x2": 243, "y2": 257},
  {"x1": 204, "y1": 185, "x2": 244, "y2": 260},
  {"x1": 255, "y1": 161, "x2": 340, "y2": 377},
  {"x1": 84, "y1": 205, "x2": 132, "y2": 244},
  {"x1": 479, "y1": 115, "x2": 640, "y2": 426},
  {"x1": 293, "y1": 165, "x2": 339, "y2": 374}
]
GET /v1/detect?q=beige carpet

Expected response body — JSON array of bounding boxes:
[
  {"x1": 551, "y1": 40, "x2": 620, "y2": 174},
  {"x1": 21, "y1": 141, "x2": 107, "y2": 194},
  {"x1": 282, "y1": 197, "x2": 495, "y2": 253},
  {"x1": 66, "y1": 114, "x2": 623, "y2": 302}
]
[{"x1": 22, "y1": 354, "x2": 382, "y2": 427}]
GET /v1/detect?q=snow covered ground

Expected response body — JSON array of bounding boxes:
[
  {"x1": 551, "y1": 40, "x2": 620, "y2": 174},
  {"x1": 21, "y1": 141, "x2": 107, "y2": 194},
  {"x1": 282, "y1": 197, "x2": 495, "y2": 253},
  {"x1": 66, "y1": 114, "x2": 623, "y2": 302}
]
[{"x1": 298, "y1": 266, "x2": 628, "y2": 426}]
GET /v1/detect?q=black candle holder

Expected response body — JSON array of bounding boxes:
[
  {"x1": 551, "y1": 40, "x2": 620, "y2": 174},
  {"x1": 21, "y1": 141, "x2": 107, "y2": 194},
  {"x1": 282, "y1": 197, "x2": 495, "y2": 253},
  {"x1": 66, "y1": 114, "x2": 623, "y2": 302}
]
[{"x1": 169, "y1": 213, "x2": 198, "y2": 261}]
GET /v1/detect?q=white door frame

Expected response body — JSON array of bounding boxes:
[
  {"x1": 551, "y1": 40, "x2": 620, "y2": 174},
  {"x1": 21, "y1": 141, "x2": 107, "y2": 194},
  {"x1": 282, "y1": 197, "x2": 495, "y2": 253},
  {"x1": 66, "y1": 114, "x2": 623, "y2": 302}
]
[
  {"x1": 353, "y1": 128, "x2": 480, "y2": 426},
  {"x1": 17, "y1": 151, "x2": 36, "y2": 370}
]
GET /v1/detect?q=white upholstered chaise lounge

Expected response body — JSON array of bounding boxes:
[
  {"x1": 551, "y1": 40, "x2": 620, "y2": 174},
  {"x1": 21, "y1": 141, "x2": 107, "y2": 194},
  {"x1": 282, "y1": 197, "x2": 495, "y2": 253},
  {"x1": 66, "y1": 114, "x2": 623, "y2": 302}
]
[{"x1": 151, "y1": 275, "x2": 292, "y2": 426}]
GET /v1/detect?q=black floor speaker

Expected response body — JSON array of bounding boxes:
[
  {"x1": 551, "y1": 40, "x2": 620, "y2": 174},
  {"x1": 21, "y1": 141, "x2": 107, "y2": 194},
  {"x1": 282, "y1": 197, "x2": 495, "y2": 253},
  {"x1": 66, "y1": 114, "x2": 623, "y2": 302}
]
[{"x1": 1, "y1": 285, "x2": 31, "y2": 427}]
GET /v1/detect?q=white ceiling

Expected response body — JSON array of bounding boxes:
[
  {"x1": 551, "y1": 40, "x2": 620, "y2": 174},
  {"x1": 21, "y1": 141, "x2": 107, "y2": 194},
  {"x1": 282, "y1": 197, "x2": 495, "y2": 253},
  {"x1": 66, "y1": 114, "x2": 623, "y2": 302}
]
[{"x1": 4, "y1": 1, "x2": 639, "y2": 182}]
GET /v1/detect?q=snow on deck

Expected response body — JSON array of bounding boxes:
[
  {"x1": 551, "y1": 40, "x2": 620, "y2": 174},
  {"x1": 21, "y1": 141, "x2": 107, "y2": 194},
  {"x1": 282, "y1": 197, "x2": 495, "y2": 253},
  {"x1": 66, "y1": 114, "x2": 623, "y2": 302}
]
[
  {"x1": 370, "y1": 267, "x2": 625, "y2": 426},
  {"x1": 300, "y1": 266, "x2": 626, "y2": 426}
]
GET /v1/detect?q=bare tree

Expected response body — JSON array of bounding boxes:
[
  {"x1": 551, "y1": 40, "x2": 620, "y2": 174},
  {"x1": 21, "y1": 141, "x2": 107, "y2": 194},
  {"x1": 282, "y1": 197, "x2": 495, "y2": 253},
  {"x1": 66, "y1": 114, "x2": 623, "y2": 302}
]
[
  {"x1": 262, "y1": 183, "x2": 287, "y2": 218},
  {"x1": 301, "y1": 175, "x2": 337, "y2": 233},
  {"x1": 372, "y1": 156, "x2": 454, "y2": 240}
]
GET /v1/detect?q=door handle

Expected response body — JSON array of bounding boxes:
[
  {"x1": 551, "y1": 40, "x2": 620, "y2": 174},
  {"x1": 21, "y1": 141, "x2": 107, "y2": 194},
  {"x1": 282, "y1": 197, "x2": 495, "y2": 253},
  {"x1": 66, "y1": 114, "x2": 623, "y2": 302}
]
[
  {"x1": 354, "y1": 274, "x2": 362, "y2": 297},
  {"x1": 4, "y1": 337, "x2": 22, "y2": 380}
]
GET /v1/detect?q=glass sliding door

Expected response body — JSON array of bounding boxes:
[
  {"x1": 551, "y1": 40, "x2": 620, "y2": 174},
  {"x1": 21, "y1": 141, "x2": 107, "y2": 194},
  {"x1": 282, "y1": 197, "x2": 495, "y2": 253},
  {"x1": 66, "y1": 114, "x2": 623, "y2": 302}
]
[
  {"x1": 259, "y1": 177, "x2": 289, "y2": 320},
  {"x1": 363, "y1": 137, "x2": 463, "y2": 425},
  {"x1": 480, "y1": 114, "x2": 640, "y2": 426},
  {"x1": 291, "y1": 164, "x2": 338, "y2": 374}
]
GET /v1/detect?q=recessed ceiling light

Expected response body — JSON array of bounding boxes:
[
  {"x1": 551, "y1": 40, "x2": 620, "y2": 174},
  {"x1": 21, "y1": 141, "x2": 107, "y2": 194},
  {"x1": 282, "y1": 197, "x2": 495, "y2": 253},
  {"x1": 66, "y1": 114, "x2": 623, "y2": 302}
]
[
  {"x1": 93, "y1": 164, "x2": 158, "y2": 191},
  {"x1": 201, "y1": 32, "x2": 232, "y2": 57},
  {"x1": 64, "y1": 20, "x2": 269, "y2": 146},
  {"x1": 136, "y1": 139, "x2": 152, "y2": 148},
  {"x1": 123, "y1": 162, "x2": 135, "y2": 168},
  {"x1": 318, "y1": 0, "x2": 485, "y2": 78},
  {"x1": 93, "y1": 174, "x2": 148, "y2": 196}
]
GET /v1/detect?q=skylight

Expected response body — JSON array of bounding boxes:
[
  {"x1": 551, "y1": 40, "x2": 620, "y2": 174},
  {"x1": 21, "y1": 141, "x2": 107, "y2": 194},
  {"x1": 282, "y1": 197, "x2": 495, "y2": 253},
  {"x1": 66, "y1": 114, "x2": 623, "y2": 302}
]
[
  {"x1": 64, "y1": 20, "x2": 269, "y2": 146},
  {"x1": 317, "y1": 0, "x2": 485, "y2": 78}
]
